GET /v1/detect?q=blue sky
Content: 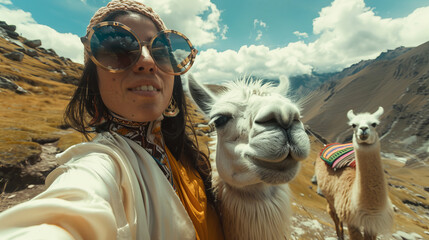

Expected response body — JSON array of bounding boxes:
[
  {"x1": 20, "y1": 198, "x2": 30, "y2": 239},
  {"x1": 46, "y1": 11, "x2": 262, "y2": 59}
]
[{"x1": 1, "y1": 0, "x2": 429, "y2": 84}]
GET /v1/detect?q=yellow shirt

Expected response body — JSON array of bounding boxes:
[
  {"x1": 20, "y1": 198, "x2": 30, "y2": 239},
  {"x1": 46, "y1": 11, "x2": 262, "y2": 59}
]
[{"x1": 167, "y1": 148, "x2": 225, "y2": 240}]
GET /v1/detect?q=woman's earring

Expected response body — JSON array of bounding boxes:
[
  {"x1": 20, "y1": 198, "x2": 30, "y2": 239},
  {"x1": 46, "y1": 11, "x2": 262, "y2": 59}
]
[{"x1": 163, "y1": 97, "x2": 179, "y2": 117}]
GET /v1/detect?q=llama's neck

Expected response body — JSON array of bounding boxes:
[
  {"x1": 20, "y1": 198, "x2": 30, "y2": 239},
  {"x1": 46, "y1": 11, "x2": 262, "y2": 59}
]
[
  {"x1": 216, "y1": 182, "x2": 291, "y2": 240},
  {"x1": 352, "y1": 140, "x2": 388, "y2": 210}
]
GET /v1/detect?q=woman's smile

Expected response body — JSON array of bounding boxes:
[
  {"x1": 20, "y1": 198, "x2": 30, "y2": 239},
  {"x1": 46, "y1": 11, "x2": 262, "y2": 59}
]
[{"x1": 128, "y1": 84, "x2": 161, "y2": 96}]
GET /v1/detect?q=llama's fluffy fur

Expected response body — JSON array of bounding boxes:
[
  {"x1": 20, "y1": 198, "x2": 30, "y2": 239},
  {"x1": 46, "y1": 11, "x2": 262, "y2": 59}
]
[
  {"x1": 213, "y1": 175, "x2": 291, "y2": 240},
  {"x1": 188, "y1": 75, "x2": 310, "y2": 240},
  {"x1": 315, "y1": 107, "x2": 393, "y2": 239}
]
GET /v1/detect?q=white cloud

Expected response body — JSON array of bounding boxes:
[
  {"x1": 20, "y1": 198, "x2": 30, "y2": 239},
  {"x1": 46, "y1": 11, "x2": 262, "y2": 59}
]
[
  {"x1": 308, "y1": 0, "x2": 429, "y2": 71},
  {"x1": 191, "y1": 0, "x2": 429, "y2": 84},
  {"x1": 0, "y1": 0, "x2": 12, "y2": 5},
  {"x1": 253, "y1": 19, "x2": 267, "y2": 41},
  {"x1": 140, "y1": 0, "x2": 224, "y2": 46},
  {"x1": 254, "y1": 19, "x2": 267, "y2": 28},
  {"x1": 0, "y1": 5, "x2": 84, "y2": 63},
  {"x1": 255, "y1": 30, "x2": 263, "y2": 41},
  {"x1": 220, "y1": 25, "x2": 228, "y2": 40},
  {"x1": 191, "y1": 45, "x2": 313, "y2": 84},
  {"x1": 293, "y1": 31, "x2": 308, "y2": 39}
]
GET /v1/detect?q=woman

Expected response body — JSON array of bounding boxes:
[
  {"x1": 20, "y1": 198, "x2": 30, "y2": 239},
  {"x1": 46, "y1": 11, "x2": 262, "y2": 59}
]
[{"x1": 0, "y1": 0, "x2": 224, "y2": 239}]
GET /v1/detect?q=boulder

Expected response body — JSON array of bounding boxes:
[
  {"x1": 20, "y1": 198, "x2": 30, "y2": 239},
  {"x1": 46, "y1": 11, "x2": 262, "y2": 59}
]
[
  {"x1": 0, "y1": 27, "x2": 7, "y2": 38},
  {"x1": 0, "y1": 76, "x2": 23, "y2": 92},
  {"x1": 0, "y1": 22, "x2": 16, "y2": 32},
  {"x1": 6, "y1": 29, "x2": 19, "y2": 39},
  {"x1": 0, "y1": 76, "x2": 27, "y2": 94},
  {"x1": 51, "y1": 58, "x2": 62, "y2": 65},
  {"x1": 16, "y1": 47, "x2": 26, "y2": 53},
  {"x1": 47, "y1": 48, "x2": 57, "y2": 56},
  {"x1": 3, "y1": 51, "x2": 24, "y2": 61},
  {"x1": 24, "y1": 39, "x2": 42, "y2": 48},
  {"x1": 26, "y1": 48, "x2": 39, "y2": 57}
]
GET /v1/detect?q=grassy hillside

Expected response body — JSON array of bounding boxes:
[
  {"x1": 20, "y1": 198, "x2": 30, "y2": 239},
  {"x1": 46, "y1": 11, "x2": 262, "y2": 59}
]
[
  {"x1": 0, "y1": 33, "x2": 87, "y2": 192},
  {"x1": 0, "y1": 36, "x2": 85, "y2": 162}
]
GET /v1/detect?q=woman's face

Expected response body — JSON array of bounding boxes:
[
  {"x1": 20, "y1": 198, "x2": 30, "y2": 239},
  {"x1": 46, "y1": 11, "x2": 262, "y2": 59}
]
[{"x1": 97, "y1": 13, "x2": 175, "y2": 122}]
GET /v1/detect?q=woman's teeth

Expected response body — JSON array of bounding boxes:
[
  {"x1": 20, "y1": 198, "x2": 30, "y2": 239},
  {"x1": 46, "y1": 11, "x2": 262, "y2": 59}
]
[{"x1": 131, "y1": 85, "x2": 158, "y2": 91}]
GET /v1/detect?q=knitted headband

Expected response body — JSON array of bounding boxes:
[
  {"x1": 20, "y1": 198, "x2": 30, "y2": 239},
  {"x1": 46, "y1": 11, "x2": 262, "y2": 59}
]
[{"x1": 84, "y1": 0, "x2": 167, "y2": 64}]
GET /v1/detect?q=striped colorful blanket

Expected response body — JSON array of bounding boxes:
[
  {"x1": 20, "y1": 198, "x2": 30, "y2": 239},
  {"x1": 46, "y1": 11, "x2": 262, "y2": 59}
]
[{"x1": 319, "y1": 143, "x2": 356, "y2": 170}]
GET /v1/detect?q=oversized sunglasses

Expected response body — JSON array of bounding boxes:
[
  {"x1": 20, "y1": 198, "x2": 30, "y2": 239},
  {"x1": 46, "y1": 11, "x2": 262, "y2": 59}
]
[{"x1": 81, "y1": 21, "x2": 198, "y2": 75}]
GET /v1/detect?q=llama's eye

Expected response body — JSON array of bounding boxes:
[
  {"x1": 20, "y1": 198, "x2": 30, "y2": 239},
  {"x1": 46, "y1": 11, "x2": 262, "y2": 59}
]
[
  {"x1": 352, "y1": 124, "x2": 356, "y2": 128},
  {"x1": 371, "y1": 123, "x2": 377, "y2": 127},
  {"x1": 211, "y1": 115, "x2": 232, "y2": 128}
]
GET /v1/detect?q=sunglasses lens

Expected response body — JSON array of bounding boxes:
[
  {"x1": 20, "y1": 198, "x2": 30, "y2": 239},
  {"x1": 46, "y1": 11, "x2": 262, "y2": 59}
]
[
  {"x1": 87, "y1": 23, "x2": 196, "y2": 74},
  {"x1": 90, "y1": 25, "x2": 140, "y2": 71},
  {"x1": 152, "y1": 32, "x2": 194, "y2": 74}
]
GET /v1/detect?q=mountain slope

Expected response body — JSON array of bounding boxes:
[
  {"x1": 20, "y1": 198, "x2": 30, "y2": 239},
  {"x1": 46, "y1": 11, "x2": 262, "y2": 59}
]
[{"x1": 0, "y1": 20, "x2": 84, "y2": 191}]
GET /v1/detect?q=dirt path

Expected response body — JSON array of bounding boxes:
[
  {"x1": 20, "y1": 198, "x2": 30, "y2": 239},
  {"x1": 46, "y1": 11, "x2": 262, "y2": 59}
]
[{"x1": 0, "y1": 143, "x2": 57, "y2": 212}]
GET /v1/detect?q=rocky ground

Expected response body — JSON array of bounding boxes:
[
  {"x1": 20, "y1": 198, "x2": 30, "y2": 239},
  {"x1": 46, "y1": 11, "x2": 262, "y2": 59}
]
[{"x1": 0, "y1": 142, "x2": 56, "y2": 211}]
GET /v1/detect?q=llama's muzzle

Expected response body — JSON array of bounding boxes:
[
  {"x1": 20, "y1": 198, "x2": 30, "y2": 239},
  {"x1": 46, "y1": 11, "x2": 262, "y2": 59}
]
[{"x1": 359, "y1": 133, "x2": 369, "y2": 140}]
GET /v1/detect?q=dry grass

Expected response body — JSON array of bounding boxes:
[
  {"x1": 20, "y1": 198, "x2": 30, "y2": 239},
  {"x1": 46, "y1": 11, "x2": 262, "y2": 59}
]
[{"x1": 0, "y1": 36, "x2": 84, "y2": 168}]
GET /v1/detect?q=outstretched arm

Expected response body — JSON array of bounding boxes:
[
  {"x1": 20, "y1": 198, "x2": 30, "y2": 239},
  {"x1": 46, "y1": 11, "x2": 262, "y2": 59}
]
[{"x1": 0, "y1": 151, "x2": 134, "y2": 240}]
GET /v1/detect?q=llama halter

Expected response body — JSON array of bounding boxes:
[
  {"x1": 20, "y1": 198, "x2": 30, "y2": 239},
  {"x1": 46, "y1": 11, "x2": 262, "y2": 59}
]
[{"x1": 320, "y1": 143, "x2": 356, "y2": 170}]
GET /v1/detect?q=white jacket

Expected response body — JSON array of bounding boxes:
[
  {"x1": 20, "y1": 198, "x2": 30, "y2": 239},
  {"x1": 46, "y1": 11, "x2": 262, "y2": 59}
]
[{"x1": 0, "y1": 132, "x2": 196, "y2": 240}]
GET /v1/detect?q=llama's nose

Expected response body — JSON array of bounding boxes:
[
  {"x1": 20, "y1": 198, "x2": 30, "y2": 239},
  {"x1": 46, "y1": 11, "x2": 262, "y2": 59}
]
[
  {"x1": 254, "y1": 104, "x2": 299, "y2": 129},
  {"x1": 360, "y1": 127, "x2": 368, "y2": 133},
  {"x1": 360, "y1": 127, "x2": 369, "y2": 139}
]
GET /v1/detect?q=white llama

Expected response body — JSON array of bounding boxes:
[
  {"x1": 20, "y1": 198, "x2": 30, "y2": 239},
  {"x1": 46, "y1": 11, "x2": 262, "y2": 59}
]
[
  {"x1": 315, "y1": 107, "x2": 394, "y2": 240},
  {"x1": 187, "y1": 75, "x2": 310, "y2": 240}
]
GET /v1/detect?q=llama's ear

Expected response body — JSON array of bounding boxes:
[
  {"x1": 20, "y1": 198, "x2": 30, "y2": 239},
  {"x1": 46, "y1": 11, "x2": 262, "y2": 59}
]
[
  {"x1": 276, "y1": 75, "x2": 290, "y2": 94},
  {"x1": 187, "y1": 74, "x2": 216, "y2": 116},
  {"x1": 347, "y1": 109, "x2": 355, "y2": 121},
  {"x1": 373, "y1": 106, "x2": 384, "y2": 119}
]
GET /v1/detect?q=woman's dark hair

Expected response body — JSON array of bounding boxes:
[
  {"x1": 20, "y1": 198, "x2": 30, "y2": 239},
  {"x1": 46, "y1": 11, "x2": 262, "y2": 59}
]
[{"x1": 64, "y1": 10, "x2": 213, "y2": 202}]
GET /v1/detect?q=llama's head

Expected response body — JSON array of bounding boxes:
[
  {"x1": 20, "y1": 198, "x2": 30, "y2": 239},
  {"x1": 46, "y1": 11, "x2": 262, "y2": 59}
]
[
  {"x1": 347, "y1": 106, "x2": 384, "y2": 145},
  {"x1": 188, "y1": 75, "x2": 310, "y2": 189}
]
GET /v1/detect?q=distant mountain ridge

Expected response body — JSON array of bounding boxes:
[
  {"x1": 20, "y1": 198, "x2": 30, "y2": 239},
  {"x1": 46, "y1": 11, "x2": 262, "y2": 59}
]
[{"x1": 287, "y1": 46, "x2": 413, "y2": 99}]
